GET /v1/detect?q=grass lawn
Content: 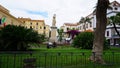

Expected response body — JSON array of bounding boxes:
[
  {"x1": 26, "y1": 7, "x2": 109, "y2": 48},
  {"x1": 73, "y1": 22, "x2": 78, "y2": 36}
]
[
  {"x1": 0, "y1": 44, "x2": 120, "y2": 68},
  {"x1": 31, "y1": 44, "x2": 92, "y2": 52}
]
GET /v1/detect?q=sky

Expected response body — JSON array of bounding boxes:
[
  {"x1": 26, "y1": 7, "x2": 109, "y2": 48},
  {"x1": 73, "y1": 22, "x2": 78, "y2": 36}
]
[{"x1": 0, "y1": 0, "x2": 119, "y2": 28}]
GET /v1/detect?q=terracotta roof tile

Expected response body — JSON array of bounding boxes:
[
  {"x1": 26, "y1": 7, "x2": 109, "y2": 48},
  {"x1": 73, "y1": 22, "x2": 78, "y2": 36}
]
[
  {"x1": 18, "y1": 17, "x2": 44, "y2": 22},
  {"x1": 64, "y1": 23, "x2": 78, "y2": 26}
]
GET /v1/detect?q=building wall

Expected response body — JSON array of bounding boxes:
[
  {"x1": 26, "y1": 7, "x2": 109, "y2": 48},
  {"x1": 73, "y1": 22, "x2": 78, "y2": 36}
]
[
  {"x1": 18, "y1": 18, "x2": 50, "y2": 37},
  {"x1": 0, "y1": 5, "x2": 23, "y2": 27},
  {"x1": 93, "y1": 1, "x2": 120, "y2": 37},
  {"x1": 44, "y1": 25, "x2": 50, "y2": 37},
  {"x1": 0, "y1": 4, "x2": 50, "y2": 38},
  {"x1": 88, "y1": 1, "x2": 120, "y2": 45},
  {"x1": 62, "y1": 23, "x2": 79, "y2": 32},
  {"x1": 61, "y1": 1, "x2": 120, "y2": 44}
]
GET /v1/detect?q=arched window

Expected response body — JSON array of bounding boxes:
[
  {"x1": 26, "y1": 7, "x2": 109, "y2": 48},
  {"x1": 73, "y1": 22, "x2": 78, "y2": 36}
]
[
  {"x1": 67, "y1": 28, "x2": 69, "y2": 31},
  {"x1": 36, "y1": 22, "x2": 38, "y2": 25},
  {"x1": 30, "y1": 26, "x2": 32, "y2": 29},
  {"x1": 44, "y1": 26, "x2": 46, "y2": 29},
  {"x1": 114, "y1": 7, "x2": 118, "y2": 10}
]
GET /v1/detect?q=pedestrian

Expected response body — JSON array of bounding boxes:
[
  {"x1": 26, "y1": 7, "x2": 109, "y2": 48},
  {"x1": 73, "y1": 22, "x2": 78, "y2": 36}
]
[
  {"x1": 47, "y1": 42, "x2": 50, "y2": 49},
  {"x1": 53, "y1": 41, "x2": 57, "y2": 48}
]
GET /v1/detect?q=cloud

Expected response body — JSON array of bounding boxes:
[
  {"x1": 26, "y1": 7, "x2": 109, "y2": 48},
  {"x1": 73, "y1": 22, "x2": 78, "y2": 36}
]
[
  {"x1": 26, "y1": 10, "x2": 48, "y2": 18},
  {"x1": 0, "y1": 0, "x2": 119, "y2": 28}
]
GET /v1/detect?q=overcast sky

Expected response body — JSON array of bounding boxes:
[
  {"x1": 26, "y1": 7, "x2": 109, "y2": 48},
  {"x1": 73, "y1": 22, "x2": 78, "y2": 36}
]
[{"x1": 0, "y1": 0, "x2": 119, "y2": 28}]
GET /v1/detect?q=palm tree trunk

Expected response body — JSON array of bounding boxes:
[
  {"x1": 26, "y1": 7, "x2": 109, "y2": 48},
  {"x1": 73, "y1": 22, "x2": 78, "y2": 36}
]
[{"x1": 90, "y1": 0, "x2": 109, "y2": 64}]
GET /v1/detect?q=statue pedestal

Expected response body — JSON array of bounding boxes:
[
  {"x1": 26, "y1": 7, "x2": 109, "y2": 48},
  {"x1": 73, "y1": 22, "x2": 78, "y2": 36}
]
[{"x1": 49, "y1": 26, "x2": 57, "y2": 42}]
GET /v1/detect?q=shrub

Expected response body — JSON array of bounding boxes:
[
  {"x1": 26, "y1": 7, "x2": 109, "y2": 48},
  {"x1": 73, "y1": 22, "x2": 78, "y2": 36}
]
[
  {"x1": 72, "y1": 32, "x2": 93, "y2": 49},
  {"x1": 72, "y1": 32, "x2": 110, "y2": 49}
]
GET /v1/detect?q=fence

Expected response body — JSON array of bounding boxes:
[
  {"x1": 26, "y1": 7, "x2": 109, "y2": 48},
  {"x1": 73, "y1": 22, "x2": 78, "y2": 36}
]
[{"x1": 0, "y1": 51, "x2": 120, "y2": 68}]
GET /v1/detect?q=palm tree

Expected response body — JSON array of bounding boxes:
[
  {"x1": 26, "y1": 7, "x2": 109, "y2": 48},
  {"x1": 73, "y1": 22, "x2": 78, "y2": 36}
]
[
  {"x1": 90, "y1": 0, "x2": 110, "y2": 64},
  {"x1": 79, "y1": 17, "x2": 91, "y2": 31},
  {"x1": 0, "y1": 25, "x2": 43, "y2": 51},
  {"x1": 109, "y1": 12, "x2": 120, "y2": 37}
]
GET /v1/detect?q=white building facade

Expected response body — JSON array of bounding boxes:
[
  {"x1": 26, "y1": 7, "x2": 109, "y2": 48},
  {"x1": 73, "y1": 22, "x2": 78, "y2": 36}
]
[
  {"x1": 86, "y1": 1, "x2": 120, "y2": 45},
  {"x1": 61, "y1": 1, "x2": 120, "y2": 45},
  {"x1": 61, "y1": 23, "x2": 79, "y2": 32}
]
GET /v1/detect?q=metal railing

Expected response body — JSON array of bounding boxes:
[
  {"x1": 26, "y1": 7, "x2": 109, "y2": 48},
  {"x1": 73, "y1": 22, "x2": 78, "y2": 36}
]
[{"x1": 0, "y1": 51, "x2": 120, "y2": 68}]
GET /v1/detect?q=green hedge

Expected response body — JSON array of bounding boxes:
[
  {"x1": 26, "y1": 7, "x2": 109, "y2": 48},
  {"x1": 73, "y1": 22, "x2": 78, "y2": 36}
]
[{"x1": 72, "y1": 32, "x2": 110, "y2": 49}]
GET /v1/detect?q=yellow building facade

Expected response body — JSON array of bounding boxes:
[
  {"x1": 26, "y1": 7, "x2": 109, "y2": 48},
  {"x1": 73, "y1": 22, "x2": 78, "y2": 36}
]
[
  {"x1": 0, "y1": 5, "x2": 23, "y2": 28},
  {"x1": 18, "y1": 17, "x2": 50, "y2": 37},
  {"x1": 45, "y1": 25, "x2": 50, "y2": 37},
  {"x1": 0, "y1": 4, "x2": 50, "y2": 37}
]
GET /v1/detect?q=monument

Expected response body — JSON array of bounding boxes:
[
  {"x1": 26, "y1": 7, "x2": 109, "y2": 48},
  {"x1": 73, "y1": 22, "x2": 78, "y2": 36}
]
[{"x1": 50, "y1": 14, "x2": 57, "y2": 42}]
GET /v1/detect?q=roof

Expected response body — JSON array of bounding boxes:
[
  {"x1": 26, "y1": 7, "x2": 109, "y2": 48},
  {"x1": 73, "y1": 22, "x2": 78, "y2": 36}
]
[
  {"x1": 0, "y1": 5, "x2": 9, "y2": 13},
  {"x1": 86, "y1": 13, "x2": 94, "y2": 18},
  {"x1": 64, "y1": 23, "x2": 78, "y2": 26},
  {"x1": 111, "y1": 1, "x2": 120, "y2": 7},
  {"x1": 92, "y1": 1, "x2": 120, "y2": 15},
  {"x1": 84, "y1": 29, "x2": 93, "y2": 32},
  {"x1": 18, "y1": 17, "x2": 44, "y2": 22}
]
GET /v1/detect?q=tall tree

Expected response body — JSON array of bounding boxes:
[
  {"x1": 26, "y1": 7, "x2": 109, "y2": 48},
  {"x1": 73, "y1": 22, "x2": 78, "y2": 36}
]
[
  {"x1": 79, "y1": 17, "x2": 91, "y2": 31},
  {"x1": 57, "y1": 29, "x2": 64, "y2": 43},
  {"x1": 90, "y1": 0, "x2": 109, "y2": 64}
]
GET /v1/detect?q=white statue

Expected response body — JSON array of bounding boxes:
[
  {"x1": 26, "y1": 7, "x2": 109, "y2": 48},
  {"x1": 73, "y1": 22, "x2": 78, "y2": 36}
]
[{"x1": 52, "y1": 14, "x2": 56, "y2": 26}]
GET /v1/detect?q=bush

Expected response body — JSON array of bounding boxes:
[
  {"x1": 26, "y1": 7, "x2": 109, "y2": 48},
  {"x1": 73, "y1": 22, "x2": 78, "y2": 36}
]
[
  {"x1": 72, "y1": 32, "x2": 110, "y2": 49},
  {"x1": 0, "y1": 25, "x2": 45, "y2": 51},
  {"x1": 72, "y1": 32, "x2": 93, "y2": 49},
  {"x1": 104, "y1": 39, "x2": 110, "y2": 50}
]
